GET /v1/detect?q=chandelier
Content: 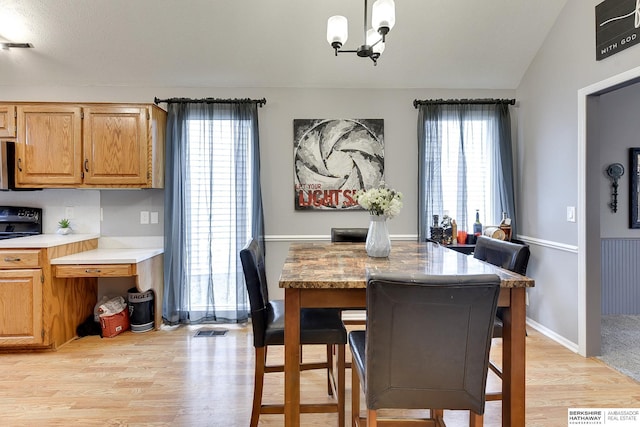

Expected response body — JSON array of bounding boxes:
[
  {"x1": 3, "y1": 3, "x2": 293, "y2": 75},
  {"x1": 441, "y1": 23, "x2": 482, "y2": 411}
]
[{"x1": 326, "y1": 0, "x2": 396, "y2": 65}]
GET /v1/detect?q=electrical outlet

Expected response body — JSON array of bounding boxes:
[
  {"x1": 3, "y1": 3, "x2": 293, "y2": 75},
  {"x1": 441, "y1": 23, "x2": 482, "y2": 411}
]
[
  {"x1": 150, "y1": 211, "x2": 159, "y2": 224},
  {"x1": 140, "y1": 211, "x2": 150, "y2": 224},
  {"x1": 567, "y1": 206, "x2": 576, "y2": 222},
  {"x1": 65, "y1": 206, "x2": 74, "y2": 219}
]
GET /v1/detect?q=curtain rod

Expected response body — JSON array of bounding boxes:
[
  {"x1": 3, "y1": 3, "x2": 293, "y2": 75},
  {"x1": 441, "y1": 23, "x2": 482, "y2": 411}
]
[
  {"x1": 413, "y1": 98, "x2": 515, "y2": 109},
  {"x1": 154, "y1": 97, "x2": 267, "y2": 107}
]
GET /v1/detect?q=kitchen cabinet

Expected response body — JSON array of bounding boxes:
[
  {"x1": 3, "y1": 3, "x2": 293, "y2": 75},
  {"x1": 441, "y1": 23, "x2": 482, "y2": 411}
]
[
  {"x1": 0, "y1": 104, "x2": 16, "y2": 138},
  {"x1": 13, "y1": 102, "x2": 166, "y2": 189},
  {"x1": 0, "y1": 250, "x2": 44, "y2": 346},
  {"x1": 0, "y1": 239, "x2": 99, "y2": 351},
  {"x1": 16, "y1": 105, "x2": 83, "y2": 186}
]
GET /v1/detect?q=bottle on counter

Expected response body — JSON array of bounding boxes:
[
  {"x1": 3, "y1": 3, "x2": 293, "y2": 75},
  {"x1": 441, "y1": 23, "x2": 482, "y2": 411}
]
[
  {"x1": 451, "y1": 219, "x2": 458, "y2": 244},
  {"x1": 499, "y1": 211, "x2": 512, "y2": 241},
  {"x1": 473, "y1": 209, "x2": 483, "y2": 236}
]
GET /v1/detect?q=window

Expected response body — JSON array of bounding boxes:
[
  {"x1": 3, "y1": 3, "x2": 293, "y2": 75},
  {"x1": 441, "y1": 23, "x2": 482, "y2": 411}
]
[
  {"x1": 417, "y1": 101, "x2": 515, "y2": 242},
  {"x1": 185, "y1": 118, "x2": 253, "y2": 314},
  {"x1": 439, "y1": 117, "x2": 497, "y2": 232}
]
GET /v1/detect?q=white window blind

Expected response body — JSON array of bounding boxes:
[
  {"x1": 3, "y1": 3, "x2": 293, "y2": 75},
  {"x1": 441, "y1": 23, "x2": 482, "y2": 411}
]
[
  {"x1": 185, "y1": 118, "x2": 253, "y2": 311},
  {"x1": 440, "y1": 118, "x2": 497, "y2": 232}
]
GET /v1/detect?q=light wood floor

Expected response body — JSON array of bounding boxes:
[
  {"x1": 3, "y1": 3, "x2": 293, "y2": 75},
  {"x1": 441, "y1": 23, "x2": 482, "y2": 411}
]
[{"x1": 2, "y1": 324, "x2": 640, "y2": 427}]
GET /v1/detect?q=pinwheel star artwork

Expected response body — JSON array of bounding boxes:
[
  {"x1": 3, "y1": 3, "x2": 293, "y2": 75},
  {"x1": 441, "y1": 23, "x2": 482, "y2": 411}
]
[{"x1": 293, "y1": 118, "x2": 384, "y2": 210}]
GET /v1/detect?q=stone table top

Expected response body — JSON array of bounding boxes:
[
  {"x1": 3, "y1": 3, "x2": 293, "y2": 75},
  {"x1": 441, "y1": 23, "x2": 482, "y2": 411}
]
[{"x1": 279, "y1": 241, "x2": 534, "y2": 289}]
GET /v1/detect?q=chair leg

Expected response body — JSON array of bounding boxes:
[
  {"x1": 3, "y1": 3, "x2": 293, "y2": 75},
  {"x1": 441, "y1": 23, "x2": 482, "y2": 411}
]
[
  {"x1": 337, "y1": 343, "x2": 346, "y2": 427},
  {"x1": 327, "y1": 344, "x2": 334, "y2": 396},
  {"x1": 251, "y1": 347, "x2": 266, "y2": 427},
  {"x1": 367, "y1": 409, "x2": 377, "y2": 427},
  {"x1": 352, "y1": 357, "x2": 360, "y2": 427},
  {"x1": 469, "y1": 411, "x2": 484, "y2": 427}
]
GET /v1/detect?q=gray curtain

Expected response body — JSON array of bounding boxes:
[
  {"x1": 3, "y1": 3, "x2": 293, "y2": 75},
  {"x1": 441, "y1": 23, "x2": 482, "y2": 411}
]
[
  {"x1": 163, "y1": 101, "x2": 264, "y2": 324},
  {"x1": 417, "y1": 102, "x2": 516, "y2": 240}
]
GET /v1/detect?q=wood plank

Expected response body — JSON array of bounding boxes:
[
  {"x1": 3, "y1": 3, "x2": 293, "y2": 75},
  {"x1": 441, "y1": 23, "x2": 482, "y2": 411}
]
[{"x1": 0, "y1": 326, "x2": 638, "y2": 426}]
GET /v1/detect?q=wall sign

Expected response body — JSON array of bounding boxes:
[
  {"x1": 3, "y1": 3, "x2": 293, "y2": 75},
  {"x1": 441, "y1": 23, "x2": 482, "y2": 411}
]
[
  {"x1": 293, "y1": 118, "x2": 384, "y2": 211},
  {"x1": 596, "y1": 0, "x2": 640, "y2": 60}
]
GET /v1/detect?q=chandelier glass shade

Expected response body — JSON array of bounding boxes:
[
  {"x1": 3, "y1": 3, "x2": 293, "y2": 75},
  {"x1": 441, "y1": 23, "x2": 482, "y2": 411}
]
[{"x1": 326, "y1": 0, "x2": 395, "y2": 65}]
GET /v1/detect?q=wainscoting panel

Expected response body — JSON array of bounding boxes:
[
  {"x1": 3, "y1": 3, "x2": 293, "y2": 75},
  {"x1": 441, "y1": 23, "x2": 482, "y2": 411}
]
[{"x1": 602, "y1": 238, "x2": 640, "y2": 315}]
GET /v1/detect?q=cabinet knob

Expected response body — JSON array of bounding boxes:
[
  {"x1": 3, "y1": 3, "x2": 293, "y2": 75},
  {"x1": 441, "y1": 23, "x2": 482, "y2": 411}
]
[
  {"x1": 84, "y1": 159, "x2": 89, "y2": 172},
  {"x1": 4, "y1": 257, "x2": 21, "y2": 262},
  {"x1": 17, "y1": 158, "x2": 22, "y2": 172},
  {"x1": 85, "y1": 269, "x2": 101, "y2": 273}
]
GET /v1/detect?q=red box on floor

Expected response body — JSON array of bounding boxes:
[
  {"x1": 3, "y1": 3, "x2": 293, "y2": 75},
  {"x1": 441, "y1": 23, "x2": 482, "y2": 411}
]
[{"x1": 100, "y1": 309, "x2": 130, "y2": 338}]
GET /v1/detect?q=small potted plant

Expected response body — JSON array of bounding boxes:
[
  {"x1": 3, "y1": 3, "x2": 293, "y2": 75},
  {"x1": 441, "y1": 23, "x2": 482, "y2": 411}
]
[{"x1": 57, "y1": 218, "x2": 72, "y2": 235}]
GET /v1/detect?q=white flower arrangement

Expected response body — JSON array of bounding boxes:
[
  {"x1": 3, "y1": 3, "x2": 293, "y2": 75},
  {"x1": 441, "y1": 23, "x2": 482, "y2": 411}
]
[{"x1": 356, "y1": 182, "x2": 403, "y2": 219}]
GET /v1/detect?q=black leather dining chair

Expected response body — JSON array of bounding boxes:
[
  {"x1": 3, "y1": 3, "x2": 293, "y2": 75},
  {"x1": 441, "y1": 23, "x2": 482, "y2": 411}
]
[
  {"x1": 473, "y1": 235, "x2": 530, "y2": 337},
  {"x1": 330, "y1": 228, "x2": 368, "y2": 327},
  {"x1": 472, "y1": 235, "x2": 530, "y2": 405},
  {"x1": 240, "y1": 238, "x2": 346, "y2": 427},
  {"x1": 330, "y1": 227, "x2": 368, "y2": 243},
  {"x1": 349, "y1": 272, "x2": 501, "y2": 427}
]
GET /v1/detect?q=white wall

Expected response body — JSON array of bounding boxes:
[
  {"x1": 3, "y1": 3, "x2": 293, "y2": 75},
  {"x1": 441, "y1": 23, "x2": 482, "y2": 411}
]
[
  {"x1": 0, "y1": 189, "x2": 100, "y2": 233},
  {"x1": 516, "y1": 0, "x2": 640, "y2": 347},
  {"x1": 1, "y1": 85, "x2": 514, "y2": 300}
]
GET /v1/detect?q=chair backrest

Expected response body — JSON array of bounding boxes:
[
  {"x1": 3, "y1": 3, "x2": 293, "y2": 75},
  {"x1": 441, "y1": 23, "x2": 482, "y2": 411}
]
[
  {"x1": 364, "y1": 272, "x2": 501, "y2": 414},
  {"x1": 240, "y1": 238, "x2": 270, "y2": 348},
  {"x1": 473, "y1": 235, "x2": 530, "y2": 275},
  {"x1": 330, "y1": 227, "x2": 368, "y2": 242}
]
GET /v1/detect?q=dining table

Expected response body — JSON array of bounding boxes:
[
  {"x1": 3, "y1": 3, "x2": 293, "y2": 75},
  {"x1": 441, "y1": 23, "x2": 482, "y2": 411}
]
[{"x1": 278, "y1": 241, "x2": 535, "y2": 427}]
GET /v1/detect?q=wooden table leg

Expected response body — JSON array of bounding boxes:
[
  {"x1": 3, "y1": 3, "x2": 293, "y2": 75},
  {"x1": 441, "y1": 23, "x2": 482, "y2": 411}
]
[
  {"x1": 284, "y1": 288, "x2": 301, "y2": 426},
  {"x1": 502, "y1": 287, "x2": 526, "y2": 427}
]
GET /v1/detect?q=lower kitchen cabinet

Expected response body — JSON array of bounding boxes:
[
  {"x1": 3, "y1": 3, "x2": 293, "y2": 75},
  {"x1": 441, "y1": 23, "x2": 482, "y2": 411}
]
[
  {"x1": 0, "y1": 269, "x2": 43, "y2": 346},
  {"x1": 0, "y1": 240, "x2": 99, "y2": 351}
]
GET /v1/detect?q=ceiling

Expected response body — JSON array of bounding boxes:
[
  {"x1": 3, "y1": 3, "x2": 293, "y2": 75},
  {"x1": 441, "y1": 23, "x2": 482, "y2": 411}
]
[{"x1": 0, "y1": 0, "x2": 568, "y2": 90}]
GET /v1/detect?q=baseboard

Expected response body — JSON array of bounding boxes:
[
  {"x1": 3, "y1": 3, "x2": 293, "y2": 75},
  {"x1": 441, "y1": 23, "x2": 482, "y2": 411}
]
[{"x1": 527, "y1": 317, "x2": 579, "y2": 353}]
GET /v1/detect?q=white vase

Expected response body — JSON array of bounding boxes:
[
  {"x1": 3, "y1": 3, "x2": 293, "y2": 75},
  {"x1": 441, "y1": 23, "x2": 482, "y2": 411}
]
[
  {"x1": 57, "y1": 227, "x2": 72, "y2": 235},
  {"x1": 366, "y1": 215, "x2": 391, "y2": 257}
]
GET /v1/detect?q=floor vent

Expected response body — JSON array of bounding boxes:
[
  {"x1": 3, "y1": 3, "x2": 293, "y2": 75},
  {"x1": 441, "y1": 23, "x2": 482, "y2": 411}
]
[{"x1": 194, "y1": 329, "x2": 228, "y2": 337}]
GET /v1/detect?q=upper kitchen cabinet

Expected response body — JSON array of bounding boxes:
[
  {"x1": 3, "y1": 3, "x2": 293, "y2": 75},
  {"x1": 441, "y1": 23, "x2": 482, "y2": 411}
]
[
  {"x1": 16, "y1": 105, "x2": 83, "y2": 186},
  {"x1": 0, "y1": 104, "x2": 17, "y2": 138},
  {"x1": 13, "y1": 102, "x2": 166, "y2": 189},
  {"x1": 83, "y1": 106, "x2": 149, "y2": 186}
]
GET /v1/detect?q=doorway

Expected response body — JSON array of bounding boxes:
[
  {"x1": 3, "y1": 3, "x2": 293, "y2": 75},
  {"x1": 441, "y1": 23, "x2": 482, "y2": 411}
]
[{"x1": 579, "y1": 65, "x2": 640, "y2": 357}]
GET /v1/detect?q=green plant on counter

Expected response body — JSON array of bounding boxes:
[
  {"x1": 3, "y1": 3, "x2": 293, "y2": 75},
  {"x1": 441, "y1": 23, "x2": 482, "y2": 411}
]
[{"x1": 58, "y1": 218, "x2": 71, "y2": 229}]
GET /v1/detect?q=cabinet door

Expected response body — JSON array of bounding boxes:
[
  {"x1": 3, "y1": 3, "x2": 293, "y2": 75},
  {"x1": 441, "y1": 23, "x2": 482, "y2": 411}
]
[
  {"x1": 0, "y1": 104, "x2": 16, "y2": 138},
  {"x1": 0, "y1": 269, "x2": 43, "y2": 346},
  {"x1": 83, "y1": 106, "x2": 149, "y2": 186},
  {"x1": 16, "y1": 105, "x2": 83, "y2": 186}
]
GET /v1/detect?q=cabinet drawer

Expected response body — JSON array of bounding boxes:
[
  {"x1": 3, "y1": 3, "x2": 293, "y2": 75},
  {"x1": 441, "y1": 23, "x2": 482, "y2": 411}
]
[
  {"x1": 0, "y1": 250, "x2": 41, "y2": 269},
  {"x1": 54, "y1": 264, "x2": 133, "y2": 278}
]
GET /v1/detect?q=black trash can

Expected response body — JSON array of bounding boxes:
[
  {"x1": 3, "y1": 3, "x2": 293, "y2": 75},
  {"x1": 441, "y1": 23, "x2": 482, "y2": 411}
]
[{"x1": 127, "y1": 288, "x2": 154, "y2": 333}]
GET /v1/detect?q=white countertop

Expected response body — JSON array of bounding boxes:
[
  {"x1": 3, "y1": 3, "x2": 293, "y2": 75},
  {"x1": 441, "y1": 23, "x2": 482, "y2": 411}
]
[
  {"x1": 0, "y1": 233, "x2": 101, "y2": 249},
  {"x1": 50, "y1": 248, "x2": 163, "y2": 264}
]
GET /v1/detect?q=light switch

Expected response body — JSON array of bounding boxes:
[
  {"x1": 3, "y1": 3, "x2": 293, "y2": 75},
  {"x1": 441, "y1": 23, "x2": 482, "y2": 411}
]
[
  {"x1": 150, "y1": 211, "x2": 159, "y2": 224},
  {"x1": 567, "y1": 206, "x2": 576, "y2": 222},
  {"x1": 140, "y1": 211, "x2": 150, "y2": 224}
]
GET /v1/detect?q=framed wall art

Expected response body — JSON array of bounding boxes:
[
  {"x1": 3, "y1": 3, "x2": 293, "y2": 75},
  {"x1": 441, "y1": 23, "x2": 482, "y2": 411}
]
[
  {"x1": 630, "y1": 147, "x2": 640, "y2": 228},
  {"x1": 293, "y1": 118, "x2": 384, "y2": 210},
  {"x1": 595, "y1": 0, "x2": 640, "y2": 61}
]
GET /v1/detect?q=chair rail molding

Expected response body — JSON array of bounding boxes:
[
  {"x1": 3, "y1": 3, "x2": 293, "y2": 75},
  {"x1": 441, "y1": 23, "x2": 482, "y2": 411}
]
[{"x1": 265, "y1": 234, "x2": 417, "y2": 242}]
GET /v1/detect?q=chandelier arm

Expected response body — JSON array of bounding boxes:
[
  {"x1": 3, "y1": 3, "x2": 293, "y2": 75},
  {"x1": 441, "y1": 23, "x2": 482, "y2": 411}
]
[{"x1": 363, "y1": 0, "x2": 369, "y2": 45}]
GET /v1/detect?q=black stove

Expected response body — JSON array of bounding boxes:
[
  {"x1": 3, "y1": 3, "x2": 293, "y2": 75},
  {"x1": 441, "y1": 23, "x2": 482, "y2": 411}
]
[{"x1": 0, "y1": 206, "x2": 43, "y2": 240}]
